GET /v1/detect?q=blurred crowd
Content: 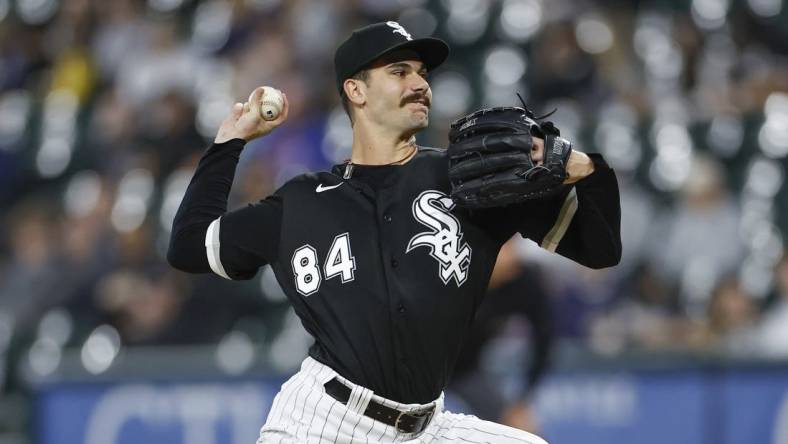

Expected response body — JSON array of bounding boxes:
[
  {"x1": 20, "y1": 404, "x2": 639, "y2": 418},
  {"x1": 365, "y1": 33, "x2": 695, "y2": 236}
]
[{"x1": 1, "y1": 0, "x2": 788, "y2": 430}]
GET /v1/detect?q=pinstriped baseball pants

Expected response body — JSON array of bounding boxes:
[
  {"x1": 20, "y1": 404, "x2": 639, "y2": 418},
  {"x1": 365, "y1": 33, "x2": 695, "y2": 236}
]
[{"x1": 257, "y1": 357, "x2": 548, "y2": 444}]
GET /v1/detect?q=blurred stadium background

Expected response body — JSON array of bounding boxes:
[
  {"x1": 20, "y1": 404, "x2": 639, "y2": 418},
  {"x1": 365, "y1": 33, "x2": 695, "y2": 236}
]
[{"x1": 1, "y1": 0, "x2": 787, "y2": 443}]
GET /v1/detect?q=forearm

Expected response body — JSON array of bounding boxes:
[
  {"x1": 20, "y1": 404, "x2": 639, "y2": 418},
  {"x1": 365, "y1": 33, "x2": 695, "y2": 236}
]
[
  {"x1": 555, "y1": 153, "x2": 622, "y2": 268},
  {"x1": 167, "y1": 139, "x2": 246, "y2": 272},
  {"x1": 564, "y1": 150, "x2": 595, "y2": 184}
]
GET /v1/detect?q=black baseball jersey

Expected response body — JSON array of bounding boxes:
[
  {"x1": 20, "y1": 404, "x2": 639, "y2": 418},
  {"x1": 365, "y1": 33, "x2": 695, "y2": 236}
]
[{"x1": 168, "y1": 138, "x2": 621, "y2": 404}]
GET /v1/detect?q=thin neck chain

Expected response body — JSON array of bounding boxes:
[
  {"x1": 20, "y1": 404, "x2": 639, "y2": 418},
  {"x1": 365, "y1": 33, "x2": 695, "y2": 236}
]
[{"x1": 343, "y1": 145, "x2": 418, "y2": 179}]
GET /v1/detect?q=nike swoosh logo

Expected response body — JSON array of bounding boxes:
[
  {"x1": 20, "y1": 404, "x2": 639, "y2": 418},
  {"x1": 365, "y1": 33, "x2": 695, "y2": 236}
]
[{"x1": 316, "y1": 183, "x2": 343, "y2": 193}]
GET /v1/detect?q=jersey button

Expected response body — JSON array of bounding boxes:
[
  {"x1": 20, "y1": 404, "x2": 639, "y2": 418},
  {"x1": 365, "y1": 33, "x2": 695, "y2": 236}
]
[
  {"x1": 383, "y1": 214, "x2": 392, "y2": 223},
  {"x1": 391, "y1": 258, "x2": 399, "y2": 268},
  {"x1": 398, "y1": 304, "x2": 406, "y2": 313}
]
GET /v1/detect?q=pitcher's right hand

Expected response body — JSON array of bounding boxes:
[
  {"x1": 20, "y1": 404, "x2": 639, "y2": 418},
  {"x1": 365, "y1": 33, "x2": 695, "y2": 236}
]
[{"x1": 214, "y1": 87, "x2": 289, "y2": 144}]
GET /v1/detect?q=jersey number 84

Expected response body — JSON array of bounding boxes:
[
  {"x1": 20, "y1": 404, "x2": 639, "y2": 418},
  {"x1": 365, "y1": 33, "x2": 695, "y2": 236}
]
[{"x1": 291, "y1": 232, "x2": 356, "y2": 296}]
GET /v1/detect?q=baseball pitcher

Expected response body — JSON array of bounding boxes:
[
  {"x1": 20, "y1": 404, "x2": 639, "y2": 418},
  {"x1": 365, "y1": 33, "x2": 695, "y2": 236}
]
[{"x1": 168, "y1": 21, "x2": 621, "y2": 444}]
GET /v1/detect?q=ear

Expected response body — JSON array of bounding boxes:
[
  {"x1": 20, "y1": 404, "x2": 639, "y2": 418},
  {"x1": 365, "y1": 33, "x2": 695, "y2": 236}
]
[{"x1": 343, "y1": 79, "x2": 366, "y2": 106}]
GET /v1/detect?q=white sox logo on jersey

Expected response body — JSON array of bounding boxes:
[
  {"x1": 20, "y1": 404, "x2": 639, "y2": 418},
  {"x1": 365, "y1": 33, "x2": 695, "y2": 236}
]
[
  {"x1": 406, "y1": 190, "x2": 471, "y2": 286},
  {"x1": 386, "y1": 21, "x2": 412, "y2": 40}
]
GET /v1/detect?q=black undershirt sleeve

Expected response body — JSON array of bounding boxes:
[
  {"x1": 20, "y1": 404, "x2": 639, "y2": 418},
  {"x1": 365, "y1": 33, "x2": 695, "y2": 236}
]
[
  {"x1": 167, "y1": 139, "x2": 282, "y2": 280},
  {"x1": 477, "y1": 153, "x2": 622, "y2": 269},
  {"x1": 549, "y1": 153, "x2": 622, "y2": 269},
  {"x1": 215, "y1": 194, "x2": 282, "y2": 279}
]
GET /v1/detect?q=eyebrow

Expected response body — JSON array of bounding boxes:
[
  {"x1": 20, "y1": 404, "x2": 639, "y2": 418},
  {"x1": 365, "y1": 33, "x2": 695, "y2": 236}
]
[{"x1": 387, "y1": 62, "x2": 427, "y2": 73}]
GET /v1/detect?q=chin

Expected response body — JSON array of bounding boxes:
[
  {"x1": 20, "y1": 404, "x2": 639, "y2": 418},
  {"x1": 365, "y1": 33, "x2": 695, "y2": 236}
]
[
  {"x1": 393, "y1": 111, "x2": 429, "y2": 136},
  {"x1": 403, "y1": 121, "x2": 428, "y2": 138},
  {"x1": 409, "y1": 113, "x2": 429, "y2": 129}
]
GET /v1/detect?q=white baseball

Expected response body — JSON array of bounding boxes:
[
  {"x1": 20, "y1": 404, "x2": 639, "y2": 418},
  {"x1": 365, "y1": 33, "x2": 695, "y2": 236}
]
[{"x1": 257, "y1": 86, "x2": 284, "y2": 121}]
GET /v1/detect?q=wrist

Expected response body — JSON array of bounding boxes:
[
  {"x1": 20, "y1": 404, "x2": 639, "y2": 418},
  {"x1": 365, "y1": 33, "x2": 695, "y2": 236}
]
[
  {"x1": 214, "y1": 132, "x2": 245, "y2": 144},
  {"x1": 579, "y1": 152, "x2": 595, "y2": 177},
  {"x1": 564, "y1": 150, "x2": 595, "y2": 184},
  {"x1": 213, "y1": 137, "x2": 247, "y2": 148},
  {"x1": 564, "y1": 150, "x2": 594, "y2": 184}
]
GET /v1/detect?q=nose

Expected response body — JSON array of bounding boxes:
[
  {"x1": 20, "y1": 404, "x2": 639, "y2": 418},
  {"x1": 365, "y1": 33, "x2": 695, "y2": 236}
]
[{"x1": 410, "y1": 73, "x2": 429, "y2": 93}]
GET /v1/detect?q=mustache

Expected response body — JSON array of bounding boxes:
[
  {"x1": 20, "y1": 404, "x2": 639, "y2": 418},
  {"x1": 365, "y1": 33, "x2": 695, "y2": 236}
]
[{"x1": 401, "y1": 93, "x2": 430, "y2": 107}]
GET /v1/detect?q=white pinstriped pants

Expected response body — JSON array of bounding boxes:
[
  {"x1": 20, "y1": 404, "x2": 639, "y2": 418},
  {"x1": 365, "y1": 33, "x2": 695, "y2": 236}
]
[{"x1": 257, "y1": 357, "x2": 548, "y2": 444}]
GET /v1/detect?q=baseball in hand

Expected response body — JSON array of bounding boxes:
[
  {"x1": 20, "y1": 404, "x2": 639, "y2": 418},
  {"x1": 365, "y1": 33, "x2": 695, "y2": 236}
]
[{"x1": 256, "y1": 86, "x2": 284, "y2": 121}]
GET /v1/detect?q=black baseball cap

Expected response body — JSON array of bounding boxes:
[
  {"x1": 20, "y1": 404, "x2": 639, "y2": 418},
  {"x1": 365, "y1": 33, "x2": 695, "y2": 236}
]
[{"x1": 334, "y1": 21, "x2": 450, "y2": 94}]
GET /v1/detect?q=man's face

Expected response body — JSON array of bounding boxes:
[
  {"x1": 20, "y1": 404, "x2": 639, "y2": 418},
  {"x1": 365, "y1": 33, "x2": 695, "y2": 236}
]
[{"x1": 362, "y1": 52, "x2": 432, "y2": 135}]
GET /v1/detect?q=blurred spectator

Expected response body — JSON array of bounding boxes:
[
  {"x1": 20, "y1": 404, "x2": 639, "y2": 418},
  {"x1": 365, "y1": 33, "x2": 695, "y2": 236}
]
[
  {"x1": 0, "y1": 199, "x2": 63, "y2": 332},
  {"x1": 523, "y1": 239, "x2": 621, "y2": 340},
  {"x1": 589, "y1": 264, "x2": 685, "y2": 353},
  {"x1": 754, "y1": 252, "x2": 788, "y2": 357},
  {"x1": 529, "y1": 20, "x2": 600, "y2": 108},
  {"x1": 687, "y1": 276, "x2": 759, "y2": 354},
  {"x1": 616, "y1": 177, "x2": 658, "y2": 277},
  {"x1": 138, "y1": 90, "x2": 204, "y2": 174},
  {"x1": 53, "y1": 175, "x2": 115, "y2": 325},
  {"x1": 116, "y1": 19, "x2": 203, "y2": 109},
  {"x1": 649, "y1": 153, "x2": 744, "y2": 317},
  {"x1": 94, "y1": 268, "x2": 196, "y2": 345},
  {"x1": 91, "y1": 0, "x2": 146, "y2": 81}
]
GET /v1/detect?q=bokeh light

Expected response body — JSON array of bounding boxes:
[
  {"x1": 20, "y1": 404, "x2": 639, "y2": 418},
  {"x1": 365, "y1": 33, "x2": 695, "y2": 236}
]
[
  {"x1": 707, "y1": 113, "x2": 744, "y2": 158},
  {"x1": 191, "y1": 0, "x2": 233, "y2": 54},
  {"x1": 758, "y1": 93, "x2": 788, "y2": 158},
  {"x1": 148, "y1": 0, "x2": 186, "y2": 13},
  {"x1": 0, "y1": 0, "x2": 9, "y2": 22},
  {"x1": 747, "y1": 0, "x2": 783, "y2": 17},
  {"x1": 691, "y1": 0, "x2": 731, "y2": 30},
  {"x1": 498, "y1": 0, "x2": 543, "y2": 42},
  {"x1": 443, "y1": 0, "x2": 490, "y2": 44},
  {"x1": 16, "y1": 0, "x2": 59, "y2": 25},
  {"x1": 81, "y1": 325, "x2": 121, "y2": 375},
  {"x1": 64, "y1": 170, "x2": 103, "y2": 219},
  {"x1": 216, "y1": 331, "x2": 255, "y2": 375},
  {"x1": 0, "y1": 90, "x2": 32, "y2": 149},
  {"x1": 111, "y1": 168, "x2": 155, "y2": 233},
  {"x1": 483, "y1": 46, "x2": 527, "y2": 86},
  {"x1": 431, "y1": 70, "x2": 473, "y2": 119},
  {"x1": 320, "y1": 106, "x2": 353, "y2": 164},
  {"x1": 27, "y1": 337, "x2": 62, "y2": 377},
  {"x1": 575, "y1": 15, "x2": 614, "y2": 54},
  {"x1": 398, "y1": 7, "x2": 438, "y2": 37}
]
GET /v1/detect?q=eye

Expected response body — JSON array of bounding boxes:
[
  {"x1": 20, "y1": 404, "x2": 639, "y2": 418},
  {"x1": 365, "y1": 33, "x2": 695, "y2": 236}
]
[{"x1": 392, "y1": 70, "x2": 405, "y2": 77}]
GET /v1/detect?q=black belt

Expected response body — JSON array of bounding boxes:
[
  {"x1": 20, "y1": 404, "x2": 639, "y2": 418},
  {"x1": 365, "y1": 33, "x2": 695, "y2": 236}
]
[{"x1": 323, "y1": 377, "x2": 435, "y2": 434}]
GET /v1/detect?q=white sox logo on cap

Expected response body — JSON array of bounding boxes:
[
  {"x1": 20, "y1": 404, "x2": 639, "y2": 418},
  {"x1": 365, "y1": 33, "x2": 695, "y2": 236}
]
[
  {"x1": 386, "y1": 21, "x2": 412, "y2": 40},
  {"x1": 334, "y1": 21, "x2": 448, "y2": 93}
]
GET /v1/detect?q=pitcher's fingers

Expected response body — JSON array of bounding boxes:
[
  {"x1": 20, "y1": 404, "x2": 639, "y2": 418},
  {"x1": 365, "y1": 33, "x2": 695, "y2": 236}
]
[
  {"x1": 231, "y1": 102, "x2": 243, "y2": 119},
  {"x1": 531, "y1": 138, "x2": 545, "y2": 164},
  {"x1": 243, "y1": 101, "x2": 251, "y2": 114},
  {"x1": 249, "y1": 86, "x2": 265, "y2": 108},
  {"x1": 271, "y1": 93, "x2": 290, "y2": 125},
  {"x1": 220, "y1": 102, "x2": 244, "y2": 127}
]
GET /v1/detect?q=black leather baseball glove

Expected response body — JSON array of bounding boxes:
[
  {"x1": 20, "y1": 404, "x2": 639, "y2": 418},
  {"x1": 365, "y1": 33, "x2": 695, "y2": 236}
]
[{"x1": 447, "y1": 105, "x2": 573, "y2": 209}]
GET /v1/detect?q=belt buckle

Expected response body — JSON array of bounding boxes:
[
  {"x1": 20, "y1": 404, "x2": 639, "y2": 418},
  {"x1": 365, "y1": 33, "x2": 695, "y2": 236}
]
[
  {"x1": 394, "y1": 405, "x2": 434, "y2": 434},
  {"x1": 394, "y1": 411, "x2": 407, "y2": 433}
]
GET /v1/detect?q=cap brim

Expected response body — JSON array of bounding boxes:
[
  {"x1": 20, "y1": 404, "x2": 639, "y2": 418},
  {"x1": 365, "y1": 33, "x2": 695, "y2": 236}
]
[{"x1": 366, "y1": 37, "x2": 450, "y2": 72}]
